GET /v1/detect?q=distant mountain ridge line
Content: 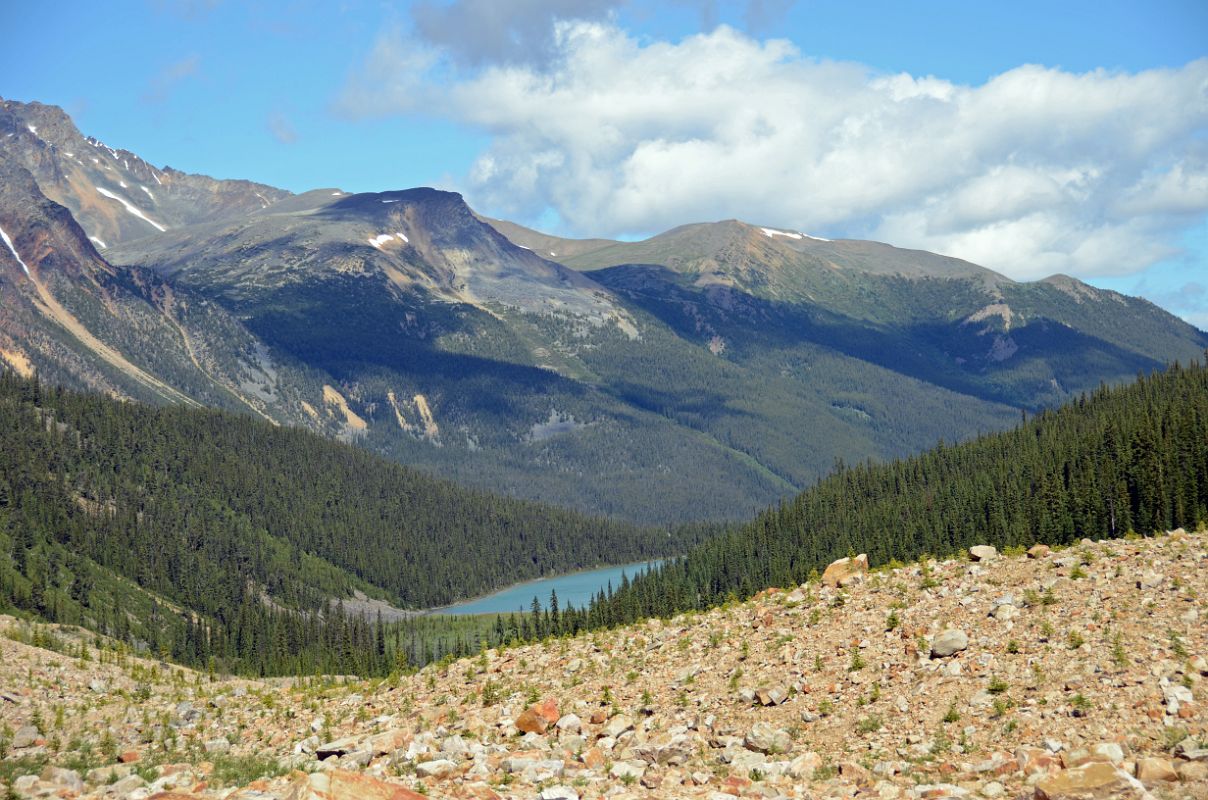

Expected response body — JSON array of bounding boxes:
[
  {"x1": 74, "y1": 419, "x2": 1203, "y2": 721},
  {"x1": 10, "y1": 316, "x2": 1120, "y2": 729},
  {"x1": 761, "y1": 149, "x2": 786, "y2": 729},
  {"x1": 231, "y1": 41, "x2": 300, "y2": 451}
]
[{"x1": 0, "y1": 96, "x2": 1205, "y2": 524}]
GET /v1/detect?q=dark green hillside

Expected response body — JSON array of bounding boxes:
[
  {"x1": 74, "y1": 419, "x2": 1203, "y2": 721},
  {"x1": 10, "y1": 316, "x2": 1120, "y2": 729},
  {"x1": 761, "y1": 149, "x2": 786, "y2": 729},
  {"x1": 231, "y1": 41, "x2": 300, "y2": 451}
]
[
  {"x1": 0, "y1": 373, "x2": 695, "y2": 673},
  {"x1": 584, "y1": 359, "x2": 1208, "y2": 625}
]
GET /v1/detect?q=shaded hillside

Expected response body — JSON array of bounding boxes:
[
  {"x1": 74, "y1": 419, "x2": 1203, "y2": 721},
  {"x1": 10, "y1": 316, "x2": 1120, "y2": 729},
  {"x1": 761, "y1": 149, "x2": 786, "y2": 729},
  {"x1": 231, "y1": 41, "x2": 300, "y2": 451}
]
[{"x1": 587, "y1": 359, "x2": 1208, "y2": 625}]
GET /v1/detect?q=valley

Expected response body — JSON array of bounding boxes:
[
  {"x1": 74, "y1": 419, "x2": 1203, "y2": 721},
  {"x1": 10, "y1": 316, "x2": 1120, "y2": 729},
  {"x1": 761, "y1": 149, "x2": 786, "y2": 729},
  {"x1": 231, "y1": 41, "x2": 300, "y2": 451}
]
[{"x1": 2, "y1": 5, "x2": 1206, "y2": 798}]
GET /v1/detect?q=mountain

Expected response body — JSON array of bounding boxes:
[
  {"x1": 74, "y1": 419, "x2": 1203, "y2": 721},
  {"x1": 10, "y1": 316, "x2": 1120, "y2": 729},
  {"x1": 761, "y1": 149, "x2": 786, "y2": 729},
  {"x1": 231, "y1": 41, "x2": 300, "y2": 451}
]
[
  {"x1": 0, "y1": 149, "x2": 348, "y2": 436},
  {"x1": 0, "y1": 371, "x2": 693, "y2": 676},
  {"x1": 488, "y1": 217, "x2": 1208, "y2": 409},
  {"x1": 3, "y1": 97, "x2": 1205, "y2": 524},
  {"x1": 1, "y1": 98, "x2": 290, "y2": 248}
]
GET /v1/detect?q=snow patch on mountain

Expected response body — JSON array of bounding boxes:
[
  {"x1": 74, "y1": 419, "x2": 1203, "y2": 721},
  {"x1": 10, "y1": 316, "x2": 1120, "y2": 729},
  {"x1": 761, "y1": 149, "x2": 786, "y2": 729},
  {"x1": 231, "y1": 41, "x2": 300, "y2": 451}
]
[
  {"x1": 761, "y1": 227, "x2": 830, "y2": 242},
  {"x1": 95, "y1": 186, "x2": 168, "y2": 232},
  {"x1": 0, "y1": 226, "x2": 32, "y2": 277}
]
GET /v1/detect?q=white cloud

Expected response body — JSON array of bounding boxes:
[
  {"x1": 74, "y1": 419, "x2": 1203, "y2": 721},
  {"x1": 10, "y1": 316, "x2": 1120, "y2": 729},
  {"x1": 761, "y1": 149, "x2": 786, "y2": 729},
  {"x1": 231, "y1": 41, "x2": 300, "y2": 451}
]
[
  {"x1": 266, "y1": 111, "x2": 298, "y2": 144},
  {"x1": 142, "y1": 54, "x2": 201, "y2": 105},
  {"x1": 341, "y1": 20, "x2": 1208, "y2": 282},
  {"x1": 410, "y1": 0, "x2": 620, "y2": 66}
]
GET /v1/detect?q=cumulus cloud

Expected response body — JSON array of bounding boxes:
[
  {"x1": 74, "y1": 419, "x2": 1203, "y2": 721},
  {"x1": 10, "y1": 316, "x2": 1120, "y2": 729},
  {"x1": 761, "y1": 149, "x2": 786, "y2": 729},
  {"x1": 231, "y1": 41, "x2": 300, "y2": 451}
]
[
  {"x1": 341, "y1": 19, "x2": 1208, "y2": 282},
  {"x1": 410, "y1": 0, "x2": 619, "y2": 66}
]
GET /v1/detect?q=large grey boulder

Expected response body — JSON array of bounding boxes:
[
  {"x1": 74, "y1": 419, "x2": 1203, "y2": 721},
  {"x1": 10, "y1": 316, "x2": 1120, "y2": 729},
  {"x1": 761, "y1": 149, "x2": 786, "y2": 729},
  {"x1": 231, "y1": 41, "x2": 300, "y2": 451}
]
[{"x1": 930, "y1": 629, "x2": 969, "y2": 658}]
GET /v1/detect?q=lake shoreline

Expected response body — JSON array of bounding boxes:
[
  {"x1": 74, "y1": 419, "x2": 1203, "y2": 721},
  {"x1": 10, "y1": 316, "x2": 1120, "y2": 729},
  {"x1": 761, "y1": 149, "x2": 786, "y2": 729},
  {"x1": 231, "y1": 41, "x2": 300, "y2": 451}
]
[{"x1": 424, "y1": 558, "x2": 667, "y2": 617}]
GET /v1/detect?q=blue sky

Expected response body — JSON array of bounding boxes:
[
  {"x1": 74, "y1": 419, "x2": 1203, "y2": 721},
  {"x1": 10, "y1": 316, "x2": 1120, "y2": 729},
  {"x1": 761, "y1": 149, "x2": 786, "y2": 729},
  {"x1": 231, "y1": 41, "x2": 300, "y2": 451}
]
[{"x1": 3, "y1": 0, "x2": 1206, "y2": 327}]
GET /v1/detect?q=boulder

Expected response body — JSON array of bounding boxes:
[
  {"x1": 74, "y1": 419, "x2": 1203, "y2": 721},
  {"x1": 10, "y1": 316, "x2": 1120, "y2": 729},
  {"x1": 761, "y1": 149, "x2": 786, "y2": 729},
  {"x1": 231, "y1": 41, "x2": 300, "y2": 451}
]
[
  {"x1": 516, "y1": 705, "x2": 550, "y2": 734},
  {"x1": 930, "y1": 629, "x2": 969, "y2": 658},
  {"x1": 1135, "y1": 757, "x2": 1177, "y2": 784},
  {"x1": 788, "y1": 751, "x2": 822, "y2": 779},
  {"x1": 414, "y1": 759, "x2": 457, "y2": 778},
  {"x1": 555, "y1": 713, "x2": 582, "y2": 735},
  {"x1": 610, "y1": 760, "x2": 646, "y2": 781},
  {"x1": 969, "y1": 545, "x2": 998, "y2": 562},
  {"x1": 39, "y1": 766, "x2": 83, "y2": 793},
  {"x1": 822, "y1": 554, "x2": 869, "y2": 588},
  {"x1": 11, "y1": 724, "x2": 39, "y2": 748},
  {"x1": 1027, "y1": 544, "x2": 1052, "y2": 559},
  {"x1": 315, "y1": 735, "x2": 362, "y2": 760},
  {"x1": 755, "y1": 686, "x2": 788, "y2": 706},
  {"x1": 1033, "y1": 763, "x2": 1149, "y2": 799},
  {"x1": 632, "y1": 733, "x2": 693, "y2": 765},
  {"x1": 745, "y1": 722, "x2": 792, "y2": 755},
  {"x1": 602, "y1": 714, "x2": 635, "y2": 738},
  {"x1": 538, "y1": 787, "x2": 579, "y2": 800},
  {"x1": 535, "y1": 698, "x2": 560, "y2": 723},
  {"x1": 282, "y1": 769, "x2": 427, "y2": 800},
  {"x1": 364, "y1": 729, "x2": 409, "y2": 756}
]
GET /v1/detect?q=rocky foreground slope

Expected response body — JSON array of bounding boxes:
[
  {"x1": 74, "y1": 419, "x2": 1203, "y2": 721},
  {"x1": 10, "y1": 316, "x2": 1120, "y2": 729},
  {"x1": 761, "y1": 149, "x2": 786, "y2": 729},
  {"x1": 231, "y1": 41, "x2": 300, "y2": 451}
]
[{"x1": 2, "y1": 529, "x2": 1206, "y2": 800}]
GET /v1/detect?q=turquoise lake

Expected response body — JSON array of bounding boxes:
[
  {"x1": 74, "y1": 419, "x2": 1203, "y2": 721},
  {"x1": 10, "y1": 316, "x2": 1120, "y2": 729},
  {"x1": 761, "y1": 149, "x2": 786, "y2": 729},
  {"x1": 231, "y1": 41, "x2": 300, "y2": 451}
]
[{"x1": 437, "y1": 560, "x2": 666, "y2": 615}]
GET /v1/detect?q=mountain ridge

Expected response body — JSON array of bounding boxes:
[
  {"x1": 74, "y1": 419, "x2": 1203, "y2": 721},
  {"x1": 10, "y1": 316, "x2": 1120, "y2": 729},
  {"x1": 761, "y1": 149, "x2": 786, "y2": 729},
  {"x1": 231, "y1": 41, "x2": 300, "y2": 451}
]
[{"x1": 2, "y1": 96, "x2": 1205, "y2": 523}]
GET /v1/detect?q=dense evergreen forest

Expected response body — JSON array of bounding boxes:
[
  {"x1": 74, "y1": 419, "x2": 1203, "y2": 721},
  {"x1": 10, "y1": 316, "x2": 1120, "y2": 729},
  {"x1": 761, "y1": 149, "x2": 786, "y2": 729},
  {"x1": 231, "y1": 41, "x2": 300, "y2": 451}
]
[
  {"x1": 577, "y1": 358, "x2": 1208, "y2": 627},
  {"x1": 0, "y1": 373, "x2": 705, "y2": 674}
]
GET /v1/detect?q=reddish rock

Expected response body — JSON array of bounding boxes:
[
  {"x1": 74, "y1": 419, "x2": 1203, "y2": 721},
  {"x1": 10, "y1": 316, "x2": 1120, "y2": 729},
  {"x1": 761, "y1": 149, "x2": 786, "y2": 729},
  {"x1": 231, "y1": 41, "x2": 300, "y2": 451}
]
[
  {"x1": 515, "y1": 706, "x2": 549, "y2": 734},
  {"x1": 535, "y1": 698, "x2": 560, "y2": 724},
  {"x1": 1019, "y1": 744, "x2": 1058, "y2": 778},
  {"x1": 723, "y1": 776, "x2": 752, "y2": 792},
  {"x1": 589, "y1": 709, "x2": 608, "y2": 725},
  {"x1": 119, "y1": 750, "x2": 141, "y2": 764},
  {"x1": 581, "y1": 746, "x2": 606, "y2": 770}
]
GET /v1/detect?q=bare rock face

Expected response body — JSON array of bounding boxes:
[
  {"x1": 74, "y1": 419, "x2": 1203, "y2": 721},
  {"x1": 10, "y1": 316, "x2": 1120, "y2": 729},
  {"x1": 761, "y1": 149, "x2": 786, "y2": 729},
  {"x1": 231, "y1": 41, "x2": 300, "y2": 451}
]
[{"x1": 821, "y1": 553, "x2": 869, "y2": 587}]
